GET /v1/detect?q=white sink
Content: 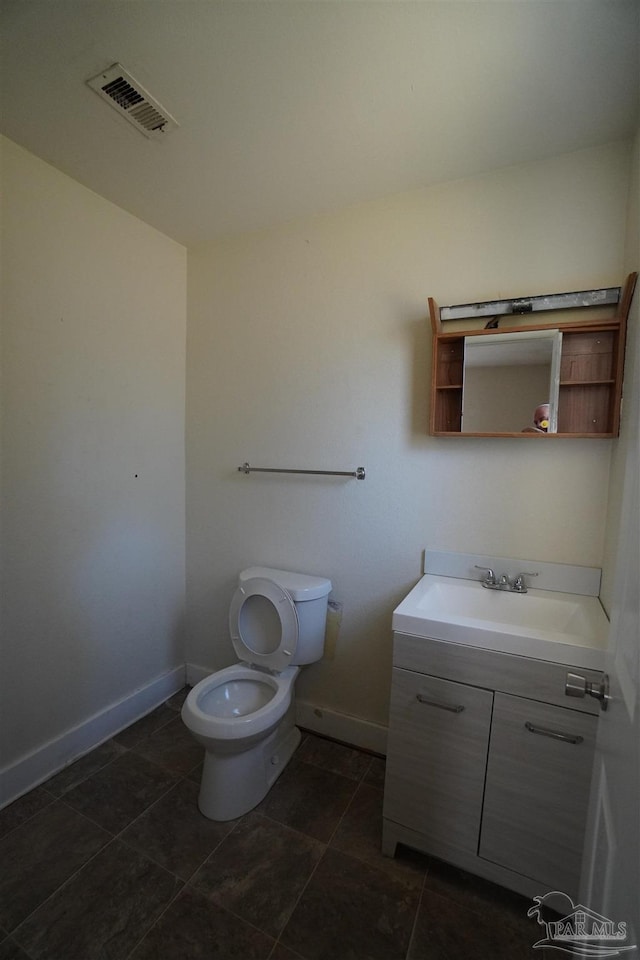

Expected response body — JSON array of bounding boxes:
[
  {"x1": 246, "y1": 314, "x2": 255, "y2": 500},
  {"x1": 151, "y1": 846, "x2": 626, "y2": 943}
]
[{"x1": 392, "y1": 574, "x2": 609, "y2": 669}]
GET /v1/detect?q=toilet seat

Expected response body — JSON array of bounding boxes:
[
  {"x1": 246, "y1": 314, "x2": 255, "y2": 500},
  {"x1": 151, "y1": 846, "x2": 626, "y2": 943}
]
[{"x1": 229, "y1": 577, "x2": 298, "y2": 673}]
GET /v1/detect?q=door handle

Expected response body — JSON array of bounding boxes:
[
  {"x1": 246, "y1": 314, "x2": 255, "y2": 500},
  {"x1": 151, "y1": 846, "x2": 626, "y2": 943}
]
[{"x1": 565, "y1": 672, "x2": 610, "y2": 711}]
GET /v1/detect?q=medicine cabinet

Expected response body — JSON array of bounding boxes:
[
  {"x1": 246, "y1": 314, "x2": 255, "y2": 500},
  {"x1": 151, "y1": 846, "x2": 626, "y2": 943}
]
[{"x1": 429, "y1": 272, "x2": 637, "y2": 438}]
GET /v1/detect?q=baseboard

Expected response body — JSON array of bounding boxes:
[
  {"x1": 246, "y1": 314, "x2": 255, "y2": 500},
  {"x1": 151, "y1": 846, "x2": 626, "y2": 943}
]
[
  {"x1": 185, "y1": 663, "x2": 388, "y2": 755},
  {"x1": 185, "y1": 662, "x2": 214, "y2": 686},
  {"x1": 0, "y1": 664, "x2": 186, "y2": 809},
  {"x1": 295, "y1": 700, "x2": 387, "y2": 755}
]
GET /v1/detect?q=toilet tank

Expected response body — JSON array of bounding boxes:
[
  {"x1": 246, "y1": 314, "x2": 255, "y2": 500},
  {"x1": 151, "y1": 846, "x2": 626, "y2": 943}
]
[{"x1": 239, "y1": 566, "x2": 332, "y2": 665}]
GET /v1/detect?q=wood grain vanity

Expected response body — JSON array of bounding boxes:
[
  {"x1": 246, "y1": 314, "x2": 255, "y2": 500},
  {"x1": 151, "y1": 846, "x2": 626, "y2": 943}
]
[{"x1": 382, "y1": 632, "x2": 603, "y2": 900}]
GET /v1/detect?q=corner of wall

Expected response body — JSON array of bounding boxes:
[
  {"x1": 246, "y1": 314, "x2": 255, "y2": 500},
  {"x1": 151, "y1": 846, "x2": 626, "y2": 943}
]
[{"x1": 600, "y1": 128, "x2": 640, "y2": 614}]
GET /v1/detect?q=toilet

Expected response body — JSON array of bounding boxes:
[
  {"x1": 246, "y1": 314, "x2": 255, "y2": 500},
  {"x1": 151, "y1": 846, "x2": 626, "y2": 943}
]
[{"x1": 181, "y1": 566, "x2": 332, "y2": 821}]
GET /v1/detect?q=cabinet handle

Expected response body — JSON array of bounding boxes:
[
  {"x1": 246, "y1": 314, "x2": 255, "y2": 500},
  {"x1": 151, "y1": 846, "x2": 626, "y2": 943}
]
[
  {"x1": 524, "y1": 721, "x2": 583, "y2": 745},
  {"x1": 416, "y1": 694, "x2": 465, "y2": 713}
]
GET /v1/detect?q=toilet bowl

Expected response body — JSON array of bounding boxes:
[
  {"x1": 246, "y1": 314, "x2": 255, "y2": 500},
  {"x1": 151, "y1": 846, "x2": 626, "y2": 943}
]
[
  {"x1": 182, "y1": 566, "x2": 331, "y2": 821},
  {"x1": 184, "y1": 663, "x2": 299, "y2": 754}
]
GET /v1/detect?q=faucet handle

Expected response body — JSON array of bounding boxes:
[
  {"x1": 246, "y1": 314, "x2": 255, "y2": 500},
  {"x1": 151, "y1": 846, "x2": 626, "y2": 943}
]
[
  {"x1": 512, "y1": 571, "x2": 539, "y2": 593},
  {"x1": 474, "y1": 565, "x2": 497, "y2": 585}
]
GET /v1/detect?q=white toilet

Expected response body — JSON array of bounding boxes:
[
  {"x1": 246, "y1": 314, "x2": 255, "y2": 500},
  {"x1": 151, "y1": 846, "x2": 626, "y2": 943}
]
[{"x1": 181, "y1": 566, "x2": 332, "y2": 821}]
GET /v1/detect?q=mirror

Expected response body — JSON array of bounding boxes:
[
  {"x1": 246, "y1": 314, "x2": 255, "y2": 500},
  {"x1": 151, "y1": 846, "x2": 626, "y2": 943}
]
[{"x1": 462, "y1": 330, "x2": 562, "y2": 434}]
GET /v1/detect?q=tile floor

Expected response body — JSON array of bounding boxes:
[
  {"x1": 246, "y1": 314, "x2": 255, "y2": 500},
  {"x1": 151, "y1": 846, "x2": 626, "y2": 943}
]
[{"x1": 1, "y1": 689, "x2": 547, "y2": 959}]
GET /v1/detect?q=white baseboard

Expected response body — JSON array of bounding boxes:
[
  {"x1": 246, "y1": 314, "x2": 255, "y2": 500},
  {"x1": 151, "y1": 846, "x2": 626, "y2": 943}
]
[
  {"x1": 184, "y1": 662, "x2": 388, "y2": 755},
  {"x1": 185, "y1": 662, "x2": 215, "y2": 686},
  {"x1": 0, "y1": 665, "x2": 186, "y2": 809},
  {"x1": 295, "y1": 700, "x2": 387, "y2": 755}
]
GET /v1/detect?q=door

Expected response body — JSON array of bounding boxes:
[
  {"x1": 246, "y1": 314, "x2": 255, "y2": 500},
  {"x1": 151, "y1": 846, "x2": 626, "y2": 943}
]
[
  {"x1": 580, "y1": 353, "x2": 639, "y2": 947},
  {"x1": 383, "y1": 668, "x2": 493, "y2": 855},
  {"x1": 480, "y1": 693, "x2": 596, "y2": 897}
]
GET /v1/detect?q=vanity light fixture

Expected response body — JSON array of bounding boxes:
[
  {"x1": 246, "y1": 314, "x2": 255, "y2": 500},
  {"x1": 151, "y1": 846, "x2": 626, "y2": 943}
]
[{"x1": 440, "y1": 286, "x2": 621, "y2": 322}]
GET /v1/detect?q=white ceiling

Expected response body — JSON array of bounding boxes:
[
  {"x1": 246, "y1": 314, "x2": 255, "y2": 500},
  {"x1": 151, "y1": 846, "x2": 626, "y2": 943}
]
[{"x1": 1, "y1": 1, "x2": 638, "y2": 246}]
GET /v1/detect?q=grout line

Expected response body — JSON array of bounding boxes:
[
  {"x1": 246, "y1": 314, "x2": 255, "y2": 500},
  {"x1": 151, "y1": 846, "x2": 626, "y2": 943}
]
[
  {"x1": 238, "y1": 808, "x2": 326, "y2": 851},
  {"x1": 122, "y1": 877, "x2": 280, "y2": 960},
  {"x1": 112, "y1": 704, "x2": 180, "y2": 751},
  {"x1": 405, "y1": 857, "x2": 430, "y2": 959},
  {"x1": 111, "y1": 775, "x2": 189, "y2": 843},
  {"x1": 9, "y1": 834, "x2": 118, "y2": 947},
  {"x1": 121, "y1": 880, "x2": 186, "y2": 960},
  {"x1": 188, "y1": 893, "x2": 278, "y2": 949},
  {"x1": 58, "y1": 763, "x2": 181, "y2": 837},
  {"x1": 0, "y1": 790, "x2": 58, "y2": 844},
  {"x1": 57, "y1": 795, "x2": 117, "y2": 836},
  {"x1": 267, "y1": 935, "x2": 305, "y2": 960},
  {"x1": 271, "y1": 842, "x2": 326, "y2": 946},
  {"x1": 2, "y1": 933, "x2": 39, "y2": 960},
  {"x1": 45, "y1": 743, "x2": 130, "y2": 800},
  {"x1": 324, "y1": 777, "x2": 359, "y2": 846},
  {"x1": 179, "y1": 818, "x2": 243, "y2": 889}
]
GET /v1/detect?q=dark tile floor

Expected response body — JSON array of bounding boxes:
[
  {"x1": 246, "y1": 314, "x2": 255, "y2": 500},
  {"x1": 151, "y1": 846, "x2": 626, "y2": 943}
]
[{"x1": 0, "y1": 689, "x2": 546, "y2": 959}]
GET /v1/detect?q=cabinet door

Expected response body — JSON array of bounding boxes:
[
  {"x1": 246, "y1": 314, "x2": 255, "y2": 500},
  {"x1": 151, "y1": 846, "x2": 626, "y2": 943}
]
[
  {"x1": 479, "y1": 693, "x2": 597, "y2": 895},
  {"x1": 383, "y1": 668, "x2": 493, "y2": 855}
]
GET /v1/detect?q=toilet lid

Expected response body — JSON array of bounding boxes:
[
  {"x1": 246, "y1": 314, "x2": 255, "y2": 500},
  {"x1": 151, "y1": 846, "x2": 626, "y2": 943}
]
[{"x1": 229, "y1": 577, "x2": 299, "y2": 672}]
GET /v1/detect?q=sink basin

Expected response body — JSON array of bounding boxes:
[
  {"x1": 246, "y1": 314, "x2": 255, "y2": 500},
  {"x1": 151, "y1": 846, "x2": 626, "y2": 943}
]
[{"x1": 392, "y1": 574, "x2": 609, "y2": 669}]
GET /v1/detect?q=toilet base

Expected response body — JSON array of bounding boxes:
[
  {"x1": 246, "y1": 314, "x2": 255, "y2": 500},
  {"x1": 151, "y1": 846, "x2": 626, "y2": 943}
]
[{"x1": 197, "y1": 711, "x2": 302, "y2": 821}]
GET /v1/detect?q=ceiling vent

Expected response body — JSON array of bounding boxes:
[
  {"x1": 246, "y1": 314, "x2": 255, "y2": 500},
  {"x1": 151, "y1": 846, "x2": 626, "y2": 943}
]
[{"x1": 86, "y1": 63, "x2": 178, "y2": 139}]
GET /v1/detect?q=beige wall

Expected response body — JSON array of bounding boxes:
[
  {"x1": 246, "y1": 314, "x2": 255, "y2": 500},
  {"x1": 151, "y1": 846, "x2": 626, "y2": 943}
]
[
  {"x1": 0, "y1": 137, "x2": 187, "y2": 771},
  {"x1": 1, "y1": 132, "x2": 633, "y2": 775},
  {"x1": 187, "y1": 141, "x2": 631, "y2": 728},
  {"x1": 601, "y1": 129, "x2": 640, "y2": 613}
]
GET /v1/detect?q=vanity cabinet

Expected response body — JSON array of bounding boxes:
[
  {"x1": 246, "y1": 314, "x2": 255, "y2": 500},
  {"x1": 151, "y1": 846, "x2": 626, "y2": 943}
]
[{"x1": 382, "y1": 634, "x2": 601, "y2": 899}]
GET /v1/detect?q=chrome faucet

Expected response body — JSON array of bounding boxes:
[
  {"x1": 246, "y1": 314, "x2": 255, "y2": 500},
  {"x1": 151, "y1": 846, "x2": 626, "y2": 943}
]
[
  {"x1": 511, "y1": 572, "x2": 538, "y2": 593},
  {"x1": 474, "y1": 565, "x2": 497, "y2": 587},
  {"x1": 475, "y1": 566, "x2": 538, "y2": 593}
]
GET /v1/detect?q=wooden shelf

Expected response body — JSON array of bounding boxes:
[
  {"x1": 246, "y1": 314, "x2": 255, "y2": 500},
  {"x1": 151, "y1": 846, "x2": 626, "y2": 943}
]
[
  {"x1": 560, "y1": 379, "x2": 615, "y2": 387},
  {"x1": 429, "y1": 273, "x2": 637, "y2": 438}
]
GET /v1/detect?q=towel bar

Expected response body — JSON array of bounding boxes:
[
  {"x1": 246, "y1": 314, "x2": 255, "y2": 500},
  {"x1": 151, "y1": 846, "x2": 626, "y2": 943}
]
[{"x1": 238, "y1": 462, "x2": 365, "y2": 480}]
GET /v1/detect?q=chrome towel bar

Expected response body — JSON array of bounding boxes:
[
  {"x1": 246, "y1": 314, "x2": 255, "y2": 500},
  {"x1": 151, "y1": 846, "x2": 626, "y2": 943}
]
[{"x1": 238, "y1": 462, "x2": 365, "y2": 480}]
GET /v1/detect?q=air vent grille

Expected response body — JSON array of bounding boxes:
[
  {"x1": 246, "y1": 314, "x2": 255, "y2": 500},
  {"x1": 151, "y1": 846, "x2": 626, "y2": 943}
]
[{"x1": 87, "y1": 63, "x2": 178, "y2": 139}]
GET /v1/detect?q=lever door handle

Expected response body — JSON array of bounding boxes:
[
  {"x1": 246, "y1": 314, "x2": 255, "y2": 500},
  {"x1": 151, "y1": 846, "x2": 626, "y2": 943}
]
[{"x1": 565, "y1": 672, "x2": 610, "y2": 711}]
